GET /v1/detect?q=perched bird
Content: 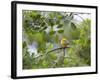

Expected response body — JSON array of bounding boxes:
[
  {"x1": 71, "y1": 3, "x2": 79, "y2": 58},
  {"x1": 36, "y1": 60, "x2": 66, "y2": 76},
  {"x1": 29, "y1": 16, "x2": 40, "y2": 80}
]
[
  {"x1": 61, "y1": 38, "x2": 68, "y2": 48},
  {"x1": 55, "y1": 38, "x2": 69, "y2": 67}
]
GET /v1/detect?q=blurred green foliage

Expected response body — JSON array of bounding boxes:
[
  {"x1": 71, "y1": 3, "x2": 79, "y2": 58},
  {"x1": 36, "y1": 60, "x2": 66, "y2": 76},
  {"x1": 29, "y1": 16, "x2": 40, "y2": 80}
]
[{"x1": 22, "y1": 10, "x2": 91, "y2": 69}]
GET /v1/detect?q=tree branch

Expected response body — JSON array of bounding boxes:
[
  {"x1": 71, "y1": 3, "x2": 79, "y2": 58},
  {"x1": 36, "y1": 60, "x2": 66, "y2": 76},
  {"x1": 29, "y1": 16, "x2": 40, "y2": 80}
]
[
  {"x1": 47, "y1": 47, "x2": 70, "y2": 54},
  {"x1": 34, "y1": 47, "x2": 70, "y2": 59}
]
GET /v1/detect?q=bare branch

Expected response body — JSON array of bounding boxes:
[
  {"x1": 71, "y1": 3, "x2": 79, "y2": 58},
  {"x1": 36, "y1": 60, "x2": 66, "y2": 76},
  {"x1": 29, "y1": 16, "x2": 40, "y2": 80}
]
[
  {"x1": 47, "y1": 47, "x2": 70, "y2": 54},
  {"x1": 33, "y1": 47, "x2": 70, "y2": 59}
]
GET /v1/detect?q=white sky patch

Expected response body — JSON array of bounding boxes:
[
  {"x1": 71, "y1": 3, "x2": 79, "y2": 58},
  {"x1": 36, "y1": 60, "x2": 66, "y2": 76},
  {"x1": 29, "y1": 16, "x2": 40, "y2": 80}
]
[
  {"x1": 28, "y1": 42, "x2": 38, "y2": 56},
  {"x1": 53, "y1": 25, "x2": 60, "y2": 31},
  {"x1": 74, "y1": 13, "x2": 91, "y2": 22},
  {"x1": 45, "y1": 26, "x2": 51, "y2": 33}
]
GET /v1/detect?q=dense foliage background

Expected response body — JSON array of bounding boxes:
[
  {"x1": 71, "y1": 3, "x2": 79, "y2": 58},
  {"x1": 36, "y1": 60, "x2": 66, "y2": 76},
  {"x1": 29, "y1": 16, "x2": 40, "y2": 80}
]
[{"x1": 22, "y1": 10, "x2": 91, "y2": 69}]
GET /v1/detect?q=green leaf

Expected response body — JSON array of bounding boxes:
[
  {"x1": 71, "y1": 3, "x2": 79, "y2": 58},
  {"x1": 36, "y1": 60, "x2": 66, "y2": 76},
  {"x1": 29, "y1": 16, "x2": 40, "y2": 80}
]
[
  {"x1": 71, "y1": 22, "x2": 77, "y2": 29},
  {"x1": 23, "y1": 41, "x2": 27, "y2": 48},
  {"x1": 57, "y1": 24, "x2": 63, "y2": 28},
  {"x1": 64, "y1": 58, "x2": 68, "y2": 65},
  {"x1": 49, "y1": 31, "x2": 56, "y2": 35},
  {"x1": 47, "y1": 44, "x2": 53, "y2": 50},
  {"x1": 42, "y1": 60, "x2": 49, "y2": 67},
  {"x1": 58, "y1": 29, "x2": 64, "y2": 33},
  {"x1": 41, "y1": 22, "x2": 45, "y2": 27},
  {"x1": 48, "y1": 19, "x2": 54, "y2": 27},
  {"x1": 41, "y1": 27, "x2": 47, "y2": 31},
  {"x1": 50, "y1": 53, "x2": 57, "y2": 60},
  {"x1": 34, "y1": 27, "x2": 40, "y2": 30},
  {"x1": 58, "y1": 15, "x2": 63, "y2": 19}
]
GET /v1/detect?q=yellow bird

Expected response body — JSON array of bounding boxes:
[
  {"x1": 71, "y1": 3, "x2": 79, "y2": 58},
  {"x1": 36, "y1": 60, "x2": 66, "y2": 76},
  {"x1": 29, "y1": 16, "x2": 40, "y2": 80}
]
[{"x1": 61, "y1": 38, "x2": 68, "y2": 48}]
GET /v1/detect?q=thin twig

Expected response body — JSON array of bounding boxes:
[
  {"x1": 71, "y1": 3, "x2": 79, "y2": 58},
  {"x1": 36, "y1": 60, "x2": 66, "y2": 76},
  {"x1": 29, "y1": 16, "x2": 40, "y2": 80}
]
[
  {"x1": 34, "y1": 47, "x2": 70, "y2": 59},
  {"x1": 47, "y1": 47, "x2": 70, "y2": 54}
]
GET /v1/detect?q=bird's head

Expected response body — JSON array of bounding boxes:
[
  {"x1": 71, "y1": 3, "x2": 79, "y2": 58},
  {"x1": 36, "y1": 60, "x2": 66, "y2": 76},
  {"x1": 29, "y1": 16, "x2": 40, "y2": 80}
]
[{"x1": 61, "y1": 38, "x2": 67, "y2": 42}]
